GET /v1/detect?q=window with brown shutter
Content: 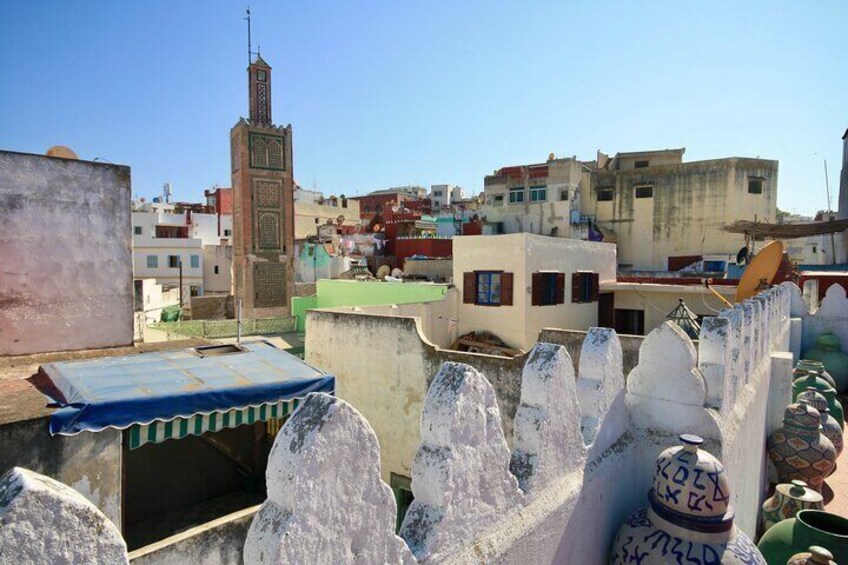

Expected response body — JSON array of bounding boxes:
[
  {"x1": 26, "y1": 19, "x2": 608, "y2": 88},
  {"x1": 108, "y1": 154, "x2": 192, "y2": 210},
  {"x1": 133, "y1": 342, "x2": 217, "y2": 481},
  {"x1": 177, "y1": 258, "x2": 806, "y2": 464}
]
[
  {"x1": 500, "y1": 272, "x2": 513, "y2": 306},
  {"x1": 466, "y1": 271, "x2": 514, "y2": 306},
  {"x1": 463, "y1": 272, "x2": 475, "y2": 304},
  {"x1": 589, "y1": 272, "x2": 600, "y2": 302},
  {"x1": 556, "y1": 273, "x2": 566, "y2": 304},
  {"x1": 532, "y1": 272, "x2": 562, "y2": 306},
  {"x1": 532, "y1": 272, "x2": 543, "y2": 306},
  {"x1": 572, "y1": 271, "x2": 599, "y2": 303}
]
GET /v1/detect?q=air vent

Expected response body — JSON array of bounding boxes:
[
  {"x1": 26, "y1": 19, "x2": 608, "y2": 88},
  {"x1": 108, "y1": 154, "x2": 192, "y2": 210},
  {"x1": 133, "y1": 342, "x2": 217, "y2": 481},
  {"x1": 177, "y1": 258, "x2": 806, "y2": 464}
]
[{"x1": 193, "y1": 344, "x2": 246, "y2": 358}]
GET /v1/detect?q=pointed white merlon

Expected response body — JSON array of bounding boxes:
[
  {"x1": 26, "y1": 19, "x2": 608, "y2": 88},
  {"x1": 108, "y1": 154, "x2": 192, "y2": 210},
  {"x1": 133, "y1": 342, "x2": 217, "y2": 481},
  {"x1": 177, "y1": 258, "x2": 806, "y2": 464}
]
[
  {"x1": 244, "y1": 393, "x2": 414, "y2": 564},
  {"x1": 0, "y1": 467, "x2": 128, "y2": 564},
  {"x1": 400, "y1": 362, "x2": 521, "y2": 562}
]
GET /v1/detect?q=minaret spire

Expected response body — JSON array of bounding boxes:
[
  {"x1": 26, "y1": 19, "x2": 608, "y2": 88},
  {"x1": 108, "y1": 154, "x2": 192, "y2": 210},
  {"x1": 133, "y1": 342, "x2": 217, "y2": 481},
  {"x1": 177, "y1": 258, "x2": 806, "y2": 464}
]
[
  {"x1": 244, "y1": 6, "x2": 257, "y2": 67},
  {"x1": 244, "y1": 6, "x2": 272, "y2": 126}
]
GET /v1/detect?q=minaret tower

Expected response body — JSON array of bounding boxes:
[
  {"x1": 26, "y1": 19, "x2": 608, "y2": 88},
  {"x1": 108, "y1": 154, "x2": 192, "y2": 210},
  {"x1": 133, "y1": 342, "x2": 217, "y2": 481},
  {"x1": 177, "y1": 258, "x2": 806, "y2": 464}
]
[{"x1": 229, "y1": 47, "x2": 295, "y2": 317}]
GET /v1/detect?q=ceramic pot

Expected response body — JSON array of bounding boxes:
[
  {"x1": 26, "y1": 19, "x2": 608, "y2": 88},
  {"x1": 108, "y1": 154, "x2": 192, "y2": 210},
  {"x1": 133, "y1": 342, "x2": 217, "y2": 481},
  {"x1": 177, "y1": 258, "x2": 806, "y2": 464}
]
[
  {"x1": 797, "y1": 389, "x2": 844, "y2": 459},
  {"x1": 767, "y1": 403, "x2": 836, "y2": 492},
  {"x1": 758, "y1": 510, "x2": 848, "y2": 565},
  {"x1": 610, "y1": 434, "x2": 765, "y2": 564},
  {"x1": 803, "y1": 333, "x2": 848, "y2": 394},
  {"x1": 787, "y1": 546, "x2": 837, "y2": 565},
  {"x1": 761, "y1": 480, "x2": 824, "y2": 534},
  {"x1": 795, "y1": 360, "x2": 837, "y2": 390},
  {"x1": 793, "y1": 373, "x2": 844, "y2": 431}
]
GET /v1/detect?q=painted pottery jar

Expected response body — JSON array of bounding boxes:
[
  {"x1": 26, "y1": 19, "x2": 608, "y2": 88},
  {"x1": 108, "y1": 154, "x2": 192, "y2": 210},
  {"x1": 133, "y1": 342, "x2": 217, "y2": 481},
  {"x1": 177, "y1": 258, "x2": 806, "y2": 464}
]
[
  {"x1": 767, "y1": 403, "x2": 836, "y2": 492},
  {"x1": 795, "y1": 360, "x2": 837, "y2": 390},
  {"x1": 798, "y1": 389, "x2": 844, "y2": 459},
  {"x1": 793, "y1": 373, "x2": 844, "y2": 431},
  {"x1": 787, "y1": 546, "x2": 837, "y2": 565},
  {"x1": 803, "y1": 333, "x2": 848, "y2": 394},
  {"x1": 610, "y1": 434, "x2": 766, "y2": 564},
  {"x1": 758, "y1": 510, "x2": 848, "y2": 564},
  {"x1": 760, "y1": 480, "x2": 824, "y2": 534}
]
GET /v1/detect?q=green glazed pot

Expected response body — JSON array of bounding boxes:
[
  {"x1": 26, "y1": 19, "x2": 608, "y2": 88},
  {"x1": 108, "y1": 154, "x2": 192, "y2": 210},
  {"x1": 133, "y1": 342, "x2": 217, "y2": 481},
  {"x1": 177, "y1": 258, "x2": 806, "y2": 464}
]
[
  {"x1": 757, "y1": 510, "x2": 848, "y2": 565},
  {"x1": 795, "y1": 360, "x2": 837, "y2": 390},
  {"x1": 793, "y1": 374, "x2": 844, "y2": 430},
  {"x1": 803, "y1": 333, "x2": 848, "y2": 394}
]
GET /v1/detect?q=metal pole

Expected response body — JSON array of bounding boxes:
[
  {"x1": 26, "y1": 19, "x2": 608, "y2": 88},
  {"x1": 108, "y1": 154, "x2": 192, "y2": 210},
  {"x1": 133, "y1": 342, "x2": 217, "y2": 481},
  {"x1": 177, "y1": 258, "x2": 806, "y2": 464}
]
[
  {"x1": 237, "y1": 298, "x2": 243, "y2": 344},
  {"x1": 824, "y1": 159, "x2": 832, "y2": 211},
  {"x1": 825, "y1": 160, "x2": 837, "y2": 265},
  {"x1": 178, "y1": 259, "x2": 183, "y2": 307}
]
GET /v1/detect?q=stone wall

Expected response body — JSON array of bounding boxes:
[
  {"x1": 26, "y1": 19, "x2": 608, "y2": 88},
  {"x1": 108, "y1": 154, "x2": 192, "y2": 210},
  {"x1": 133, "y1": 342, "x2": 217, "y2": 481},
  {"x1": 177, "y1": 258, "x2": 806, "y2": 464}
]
[
  {"x1": 0, "y1": 151, "x2": 134, "y2": 355},
  {"x1": 190, "y1": 294, "x2": 234, "y2": 320},
  {"x1": 11, "y1": 282, "x2": 848, "y2": 564},
  {"x1": 129, "y1": 506, "x2": 258, "y2": 565},
  {"x1": 265, "y1": 283, "x2": 804, "y2": 563},
  {"x1": 306, "y1": 309, "x2": 525, "y2": 483},
  {"x1": 792, "y1": 281, "x2": 848, "y2": 354},
  {"x1": 0, "y1": 418, "x2": 123, "y2": 528},
  {"x1": 538, "y1": 327, "x2": 644, "y2": 375}
]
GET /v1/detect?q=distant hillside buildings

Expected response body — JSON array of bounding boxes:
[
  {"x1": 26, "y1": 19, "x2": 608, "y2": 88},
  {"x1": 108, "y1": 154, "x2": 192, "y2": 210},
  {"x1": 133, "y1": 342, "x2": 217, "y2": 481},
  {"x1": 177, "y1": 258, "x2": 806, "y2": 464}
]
[{"x1": 482, "y1": 148, "x2": 778, "y2": 271}]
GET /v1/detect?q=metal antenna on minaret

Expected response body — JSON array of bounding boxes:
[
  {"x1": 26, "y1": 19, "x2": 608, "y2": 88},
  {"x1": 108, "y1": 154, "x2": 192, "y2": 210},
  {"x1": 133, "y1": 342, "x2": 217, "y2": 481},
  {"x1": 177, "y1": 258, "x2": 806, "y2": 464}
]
[{"x1": 245, "y1": 6, "x2": 258, "y2": 65}]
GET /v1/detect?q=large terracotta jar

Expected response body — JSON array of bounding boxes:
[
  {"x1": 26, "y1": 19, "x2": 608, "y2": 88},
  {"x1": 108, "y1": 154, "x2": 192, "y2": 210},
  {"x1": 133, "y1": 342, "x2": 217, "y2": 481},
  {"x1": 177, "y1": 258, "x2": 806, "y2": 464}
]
[
  {"x1": 610, "y1": 434, "x2": 766, "y2": 564},
  {"x1": 767, "y1": 403, "x2": 836, "y2": 492},
  {"x1": 803, "y1": 333, "x2": 848, "y2": 394},
  {"x1": 787, "y1": 546, "x2": 836, "y2": 565},
  {"x1": 793, "y1": 373, "x2": 844, "y2": 431},
  {"x1": 795, "y1": 360, "x2": 837, "y2": 390},
  {"x1": 760, "y1": 480, "x2": 823, "y2": 534},
  {"x1": 797, "y1": 389, "x2": 844, "y2": 459},
  {"x1": 758, "y1": 510, "x2": 848, "y2": 564}
]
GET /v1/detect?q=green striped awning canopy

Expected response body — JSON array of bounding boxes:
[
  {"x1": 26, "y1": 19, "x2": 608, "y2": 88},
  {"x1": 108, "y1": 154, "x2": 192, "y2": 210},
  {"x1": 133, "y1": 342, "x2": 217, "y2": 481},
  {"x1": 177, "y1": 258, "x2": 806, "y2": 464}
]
[{"x1": 127, "y1": 397, "x2": 301, "y2": 450}]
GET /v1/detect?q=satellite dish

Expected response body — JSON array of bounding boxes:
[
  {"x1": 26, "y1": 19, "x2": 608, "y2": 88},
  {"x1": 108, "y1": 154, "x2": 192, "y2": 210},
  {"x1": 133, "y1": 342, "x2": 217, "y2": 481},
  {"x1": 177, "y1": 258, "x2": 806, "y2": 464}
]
[
  {"x1": 734, "y1": 240, "x2": 784, "y2": 303},
  {"x1": 736, "y1": 246, "x2": 749, "y2": 266},
  {"x1": 46, "y1": 146, "x2": 78, "y2": 159}
]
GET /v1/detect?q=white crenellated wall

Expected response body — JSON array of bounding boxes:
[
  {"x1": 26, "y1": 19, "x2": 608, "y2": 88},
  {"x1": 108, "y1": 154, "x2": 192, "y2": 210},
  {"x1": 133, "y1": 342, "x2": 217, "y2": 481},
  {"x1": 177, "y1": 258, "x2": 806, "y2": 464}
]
[
  {"x1": 274, "y1": 284, "x2": 800, "y2": 564},
  {"x1": 244, "y1": 282, "x2": 842, "y2": 564},
  {"x1": 19, "y1": 281, "x2": 848, "y2": 565},
  {"x1": 795, "y1": 282, "x2": 848, "y2": 354},
  {"x1": 0, "y1": 467, "x2": 129, "y2": 564}
]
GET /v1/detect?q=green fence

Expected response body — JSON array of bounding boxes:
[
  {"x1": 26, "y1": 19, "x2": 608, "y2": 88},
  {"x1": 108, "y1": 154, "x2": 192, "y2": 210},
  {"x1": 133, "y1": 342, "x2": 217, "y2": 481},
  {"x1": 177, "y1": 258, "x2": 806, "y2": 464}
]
[{"x1": 152, "y1": 317, "x2": 297, "y2": 340}]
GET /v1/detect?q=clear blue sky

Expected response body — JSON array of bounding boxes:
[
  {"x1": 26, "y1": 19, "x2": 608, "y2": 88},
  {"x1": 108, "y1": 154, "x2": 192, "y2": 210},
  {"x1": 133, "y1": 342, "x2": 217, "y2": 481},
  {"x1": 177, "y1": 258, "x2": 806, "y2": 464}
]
[{"x1": 1, "y1": 1, "x2": 845, "y2": 215}]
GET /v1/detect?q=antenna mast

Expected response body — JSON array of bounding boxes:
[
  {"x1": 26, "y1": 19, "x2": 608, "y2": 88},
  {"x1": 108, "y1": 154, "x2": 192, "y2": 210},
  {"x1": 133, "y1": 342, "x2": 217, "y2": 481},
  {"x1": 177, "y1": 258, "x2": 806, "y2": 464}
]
[
  {"x1": 245, "y1": 6, "x2": 258, "y2": 65},
  {"x1": 824, "y1": 159, "x2": 832, "y2": 211}
]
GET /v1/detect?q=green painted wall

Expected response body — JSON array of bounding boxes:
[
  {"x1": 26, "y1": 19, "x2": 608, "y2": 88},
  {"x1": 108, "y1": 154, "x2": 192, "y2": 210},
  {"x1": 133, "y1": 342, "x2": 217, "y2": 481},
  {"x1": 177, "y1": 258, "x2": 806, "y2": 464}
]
[
  {"x1": 290, "y1": 279, "x2": 450, "y2": 333},
  {"x1": 291, "y1": 295, "x2": 318, "y2": 332}
]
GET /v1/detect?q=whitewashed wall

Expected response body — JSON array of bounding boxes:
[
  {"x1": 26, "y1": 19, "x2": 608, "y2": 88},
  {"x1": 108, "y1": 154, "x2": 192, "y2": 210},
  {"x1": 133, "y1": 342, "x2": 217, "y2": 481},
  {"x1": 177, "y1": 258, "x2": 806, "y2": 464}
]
[{"x1": 267, "y1": 283, "x2": 806, "y2": 564}]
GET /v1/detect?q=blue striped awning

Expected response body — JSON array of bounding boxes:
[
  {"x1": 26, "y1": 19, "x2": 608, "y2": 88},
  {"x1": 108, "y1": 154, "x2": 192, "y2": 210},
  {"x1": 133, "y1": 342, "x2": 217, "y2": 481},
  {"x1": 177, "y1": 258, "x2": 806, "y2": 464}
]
[
  {"x1": 42, "y1": 341, "x2": 334, "y2": 441},
  {"x1": 127, "y1": 397, "x2": 301, "y2": 449}
]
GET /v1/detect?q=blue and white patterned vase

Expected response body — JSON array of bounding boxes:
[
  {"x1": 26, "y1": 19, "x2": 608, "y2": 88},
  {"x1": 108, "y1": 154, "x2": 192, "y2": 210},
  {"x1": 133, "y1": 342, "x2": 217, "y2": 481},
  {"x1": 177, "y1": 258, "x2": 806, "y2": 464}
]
[{"x1": 609, "y1": 434, "x2": 766, "y2": 565}]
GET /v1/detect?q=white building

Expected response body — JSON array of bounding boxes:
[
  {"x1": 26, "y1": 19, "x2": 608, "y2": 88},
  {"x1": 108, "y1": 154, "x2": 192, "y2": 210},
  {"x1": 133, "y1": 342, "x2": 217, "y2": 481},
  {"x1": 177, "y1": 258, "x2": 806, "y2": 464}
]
[
  {"x1": 294, "y1": 195, "x2": 360, "y2": 240},
  {"x1": 780, "y1": 212, "x2": 834, "y2": 266},
  {"x1": 430, "y1": 184, "x2": 464, "y2": 208},
  {"x1": 189, "y1": 212, "x2": 233, "y2": 293},
  {"x1": 132, "y1": 201, "x2": 204, "y2": 300},
  {"x1": 454, "y1": 233, "x2": 616, "y2": 350}
]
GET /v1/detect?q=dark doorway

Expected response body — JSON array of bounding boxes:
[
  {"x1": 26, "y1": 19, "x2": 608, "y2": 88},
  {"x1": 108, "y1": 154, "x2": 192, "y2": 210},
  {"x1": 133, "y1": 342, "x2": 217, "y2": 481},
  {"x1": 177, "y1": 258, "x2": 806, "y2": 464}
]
[
  {"x1": 123, "y1": 422, "x2": 275, "y2": 550},
  {"x1": 614, "y1": 308, "x2": 645, "y2": 336},
  {"x1": 598, "y1": 293, "x2": 615, "y2": 328}
]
